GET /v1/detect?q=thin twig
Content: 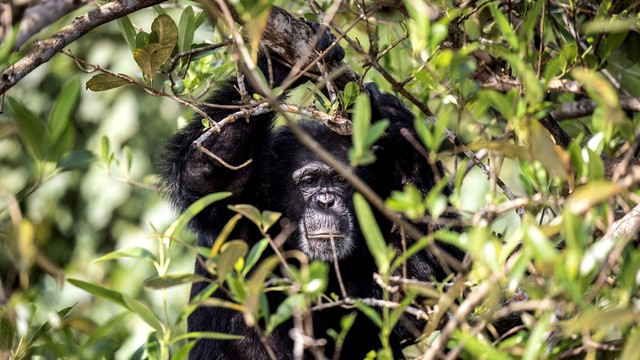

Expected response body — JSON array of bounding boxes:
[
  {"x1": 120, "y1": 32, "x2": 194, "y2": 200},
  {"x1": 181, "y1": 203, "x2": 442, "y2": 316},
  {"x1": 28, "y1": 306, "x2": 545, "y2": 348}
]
[{"x1": 330, "y1": 237, "x2": 349, "y2": 299}]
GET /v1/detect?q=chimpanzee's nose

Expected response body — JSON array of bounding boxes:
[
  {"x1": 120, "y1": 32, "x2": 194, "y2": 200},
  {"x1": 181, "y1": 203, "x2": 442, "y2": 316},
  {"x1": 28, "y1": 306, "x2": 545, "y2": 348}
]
[{"x1": 317, "y1": 192, "x2": 336, "y2": 208}]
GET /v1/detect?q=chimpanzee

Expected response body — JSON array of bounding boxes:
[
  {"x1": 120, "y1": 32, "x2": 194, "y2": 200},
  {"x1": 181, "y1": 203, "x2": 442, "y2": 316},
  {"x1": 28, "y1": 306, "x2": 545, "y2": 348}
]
[{"x1": 159, "y1": 23, "x2": 463, "y2": 359}]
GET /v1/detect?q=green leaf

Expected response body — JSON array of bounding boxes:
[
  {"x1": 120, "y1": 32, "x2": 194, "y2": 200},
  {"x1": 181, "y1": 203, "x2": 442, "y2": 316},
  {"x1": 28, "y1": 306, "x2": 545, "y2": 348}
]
[
  {"x1": 165, "y1": 192, "x2": 232, "y2": 239},
  {"x1": 353, "y1": 193, "x2": 389, "y2": 273},
  {"x1": 135, "y1": 31, "x2": 149, "y2": 49},
  {"x1": 245, "y1": 255, "x2": 280, "y2": 326},
  {"x1": 351, "y1": 93, "x2": 371, "y2": 154},
  {"x1": 261, "y1": 210, "x2": 281, "y2": 233},
  {"x1": 178, "y1": 6, "x2": 196, "y2": 53},
  {"x1": 171, "y1": 342, "x2": 196, "y2": 360},
  {"x1": 267, "y1": 293, "x2": 304, "y2": 334},
  {"x1": 489, "y1": 3, "x2": 518, "y2": 49},
  {"x1": 68, "y1": 279, "x2": 163, "y2": 332},
  {"x1": 117, "y1": 16, "x2": 137, "y2": 52},
  {"x1": 151, "y1": 14, "x2": 178, "y2": 52},
  {"x1": 49, "y1": 78, "x2": 79, "y2": 148},
  {"x1": 620, "y1": 327, "x2": 640, "y2": 360},
  {"x1": 217, "y1": 240, "x2": 248, "y2": 283},
  {"x1": 134, "y1": 43, "x2": 171, "y2": 80},
  {"x1": 146, "y1": 332, "x2": 162, "y2": 360},
  {"x1": 6, "y1": 97, "x2": 46, "y2": 160},
  {"x1": 229, "y1": 204, "x2": 263, "y2": 229},
  {"x1": 210, "y1": 214, "x2": 243, "y2": 259},
  {"x1": 342, "y1": 82, "x2": 360, "y2": 108},
  {"x1": 101, "y1": 136, "x2": 111, "y2": 164},
  {"x1": 86, "y1": 73, "x2": 130, "y2": 92},
  {"x1": 243, "y1": 238, "x2": 269, "y2": 276},
  {"x1": 364, "y1": 120, "x2": 389, "y2": 149},
  {"x1": 93, "y1": 246, "x2": 157, "y2": 264},
  {"x1": 144, "y1": 273, "x2": 208, "y2": 289},
  {"x1": 565, "y1": 181, "x2": 622, "y2": 214},
  {"x1": 454, "y1": 329, "x2": 511, "y2": 360},
  {"x1": 171, "y1": 331, "x2": 243, "y2": 343},
  {"x1": 353, "y1": 300, "x2": 382, "y2": 328},
  {"x1": 57, "y1": 150, "x2": 95, "y2": 172}
]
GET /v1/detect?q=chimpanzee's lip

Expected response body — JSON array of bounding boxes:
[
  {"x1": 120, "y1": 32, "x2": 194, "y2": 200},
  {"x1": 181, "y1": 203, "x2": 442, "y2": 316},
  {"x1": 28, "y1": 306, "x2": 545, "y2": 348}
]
[{"x1": 306, "y1": 232, "x2": 345, "y2": 239}]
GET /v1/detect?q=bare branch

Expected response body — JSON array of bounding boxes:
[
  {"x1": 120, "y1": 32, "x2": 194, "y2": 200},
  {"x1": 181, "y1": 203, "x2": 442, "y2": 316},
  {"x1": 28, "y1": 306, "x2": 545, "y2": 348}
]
[
  {"x1": 0, "y1": 0, "x2": 91, "y2": 50},
  {"x1": 551, "y1": 96, "x2": 640, "y2": 121},
  {"x1": 0, "y1": 0, "x2": 167, "y2": 96}
]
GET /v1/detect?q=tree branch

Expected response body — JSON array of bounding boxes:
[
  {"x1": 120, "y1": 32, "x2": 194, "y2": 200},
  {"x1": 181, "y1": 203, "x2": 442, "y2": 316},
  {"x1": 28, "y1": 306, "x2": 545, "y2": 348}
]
[
  {"x1": 551, "y1": 96, "x2": 640, "y2": 121},
  {"x1": 0, "y1": 0, "x2": 166, "y2": 96},
  {"x1": 0, "y1": 0, "x2": 90, "y2": 50}
]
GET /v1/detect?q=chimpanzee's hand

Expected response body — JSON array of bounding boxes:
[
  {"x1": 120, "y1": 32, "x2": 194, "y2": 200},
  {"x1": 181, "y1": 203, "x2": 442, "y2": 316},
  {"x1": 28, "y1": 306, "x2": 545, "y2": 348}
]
[{"x1": 303, "y1": 20, "x2": 345, "y2": 63}]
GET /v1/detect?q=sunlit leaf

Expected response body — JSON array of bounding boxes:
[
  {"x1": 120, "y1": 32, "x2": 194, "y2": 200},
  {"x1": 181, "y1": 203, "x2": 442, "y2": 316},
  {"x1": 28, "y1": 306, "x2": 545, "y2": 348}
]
[
  {"x1": 178, "y1": 6, "x2": 196, "y2": 52},
  {"x1": 171, "y1": 331, "x2": 243, "y2": 343},
  {"x1": 209, "y1": 213, "x2": 243, "y2": 259},
  {"x1": 93, "y1": 246, "x2": 156, "y2": 264},
  {"x1": 68, "y1": 279, "x2": 163, "y2": 332},
  {"x1": 229, "y1": 204, "x2": 263, "y2": 230},
  {"x1": 165, "y1": 192, "x2": 232, "y2": 239},
  {"x1": 48, "y1": 78, "x2": 79, "y2": 149},
  {"x1": 117, "y1": 16, "x2": 137, "y2": 52},
  {"x1": 243, "y1": 238, "x2": 270, "y2": 276},
  {"x1": 565, "y1": 181, "x2": 622, "y2": 214},
  {"x1": 353, "y1": 193, "x2": 389, "y2": 273}
]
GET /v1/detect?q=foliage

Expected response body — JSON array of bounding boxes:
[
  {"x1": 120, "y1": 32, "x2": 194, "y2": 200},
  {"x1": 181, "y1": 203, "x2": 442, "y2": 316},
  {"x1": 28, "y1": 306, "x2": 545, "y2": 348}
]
[{"x1": 1, "y1": 0, "x2": 640, "y2": 359}]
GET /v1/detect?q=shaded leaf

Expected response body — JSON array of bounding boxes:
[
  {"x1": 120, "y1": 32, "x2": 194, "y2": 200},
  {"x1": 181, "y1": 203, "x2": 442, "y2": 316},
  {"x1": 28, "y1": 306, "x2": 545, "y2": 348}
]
[
  {"x1": 151, "y1": 14, "x2": 178, "y2": 52},
  {"x1": 134, "y1": 43, "x2": 171, "y2": 80},
  {"x1": 86, "y1": 73, "x2": 130, "y2": 92},
  {"x1": 6, "y1": 97, "x2": 46, "y2": 160},
  {"x1": 144, "y1": 273, "x2": 208, "y2": 289},
  {"x1": 216, "y1": 240, "x2": 248, "y2": 283},
  {"x1": 57, "y1": 149, "x2": 95, "y2": 172}
]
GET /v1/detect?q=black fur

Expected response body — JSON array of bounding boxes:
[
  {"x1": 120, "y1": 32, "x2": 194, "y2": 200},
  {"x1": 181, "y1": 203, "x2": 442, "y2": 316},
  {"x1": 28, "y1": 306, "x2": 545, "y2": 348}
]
[{"x1": 159, "y1": 31, "x2": 463, "y2": 359}]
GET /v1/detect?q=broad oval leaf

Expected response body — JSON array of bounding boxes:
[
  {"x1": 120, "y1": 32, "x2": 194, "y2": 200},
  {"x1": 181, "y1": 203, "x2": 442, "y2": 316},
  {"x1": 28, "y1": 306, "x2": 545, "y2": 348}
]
[
  {"x1": 86, "y1": 73, "x2": 130, "y2": 92},
  {"x1": 217, "y1": 240, "x2": 249, "y2": 283},
  {"x1": 134, "y1": 43, "x2": 170, "y2": 80},
  {"x1": 151, "y1": 14, "x2": 178, "y2": 52}
]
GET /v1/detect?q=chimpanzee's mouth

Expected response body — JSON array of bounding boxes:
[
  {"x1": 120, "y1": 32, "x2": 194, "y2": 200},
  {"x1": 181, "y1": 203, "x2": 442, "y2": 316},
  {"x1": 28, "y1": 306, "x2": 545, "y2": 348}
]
[{"x1": 306, "y1": 232, "x2": 345, "y2": 240}]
